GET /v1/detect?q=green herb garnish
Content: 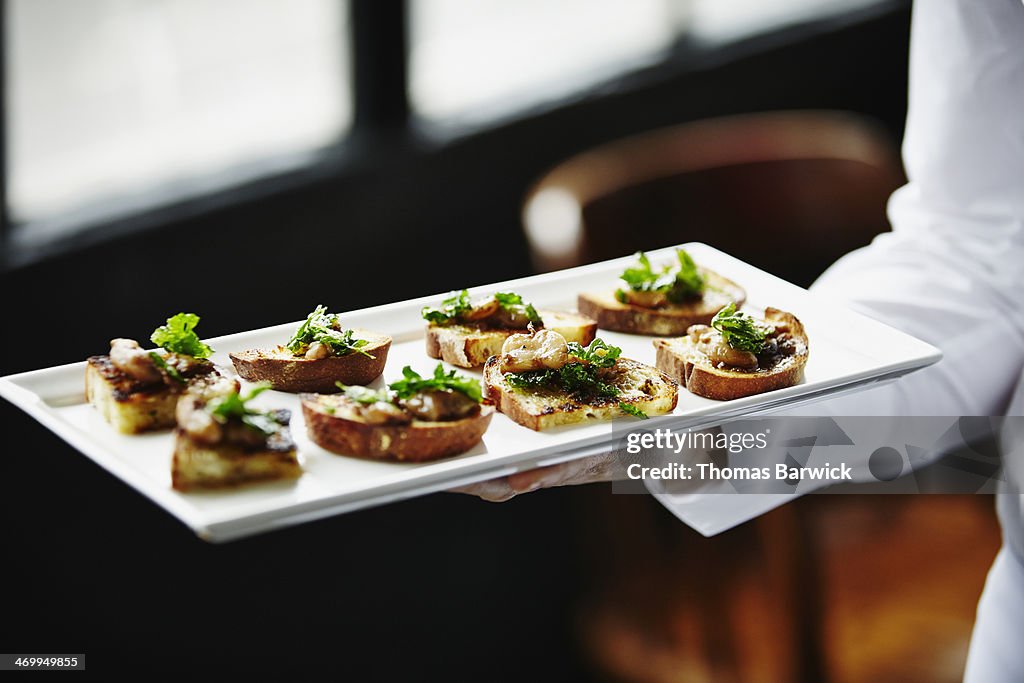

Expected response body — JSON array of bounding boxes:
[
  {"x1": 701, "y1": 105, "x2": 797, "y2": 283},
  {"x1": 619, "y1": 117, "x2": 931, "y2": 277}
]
[
  {"x1": 619, "y1": 252, "x2": 663, "y2": 292},
  {"x1": 150, "y1": 313, "x2": 214, "y2": 359},
  {"x1": 493, "y1": 292, "x2": 543, "y2": 326},
  {"x1": 504, "y1": 338, "x2": 625, "y2": 399},
  {"x1": 711, "y1": 302, "x2": 770, "y2": 353},
  {"x1": 148, "y1": 352, "x2": 184, "y2": 384},
  {"x1": 556, "y1": 362, "x2": 620, "y2": 398},
  {"x1": 618, "y1": 402, "x2": 649, "y2": 419},
  {"x1": 615, "y1": 249, "x2": 705, "y2": 304},
  {"x1": 567, "y1": 338, "x2": 621, "y2": 368},
  {"x1": 505, "y1": 365, "x2": 619, "y2": 399},
  {"x1": 421, "y1": 290, "x2": 472, "y2": 324},
  {"x1": 285, "y1": 305, "x2": 373, "y2": 358},
  {"x1": 671, "y1": 249, "x2": 704, "y2": 302},
  {"x1": 388, "y1": 364, "x2": 483, "y2": 403},
  {"x1": 335, "y1": 382, "x2": 390, "y2": 405},
  {"x1": 207, "y1": 383, "x2": 281, "y2": 436},
  {"x1": 422, "y1": 290, "x2": 542, "y2": 327}
]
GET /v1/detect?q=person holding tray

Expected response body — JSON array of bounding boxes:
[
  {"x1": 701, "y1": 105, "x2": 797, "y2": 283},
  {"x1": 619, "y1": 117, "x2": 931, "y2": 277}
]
[{"x1": 457, "y1": 1, "x2": 1024, "y2": 680}]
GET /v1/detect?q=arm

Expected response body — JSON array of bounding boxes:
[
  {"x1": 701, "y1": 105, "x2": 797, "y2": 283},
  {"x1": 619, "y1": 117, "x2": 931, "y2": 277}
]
[
  {"x1": 650, "y1": 0, "x2": 1024, "y2": 533},
  {"x1": 456, "y1": 0, "x2": 1024, "y2": 510},
  {"x1": 806, "y1": 0, "x2": 1024, "y2": 416}
]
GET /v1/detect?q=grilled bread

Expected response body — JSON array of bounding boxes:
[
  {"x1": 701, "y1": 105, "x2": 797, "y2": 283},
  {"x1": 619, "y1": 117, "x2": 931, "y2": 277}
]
[
  {"x1": 578, "y1": 269, "x2": 746, "y2": 336},
  {"x1": 87, "y1": 313, "x2": 221, "y2": 434},
  {"x1": 85, "y1": 353, "x2": 219, "y2": 434},
  {"x1": 426, "y1": 310, "x2": 596, "y2": 369},
  {"x1": 171, "y1": 384, "x2": 301, "y2": 491},
  {"x1": 302, "y1": 394, "x2": 494, "y2": 462},
  {"x1": 654, "y1": 307, "x2": 808, "y2": 400},
  {"x1": 230, "y1": 329, "x2": 391, "y2": 393},
  {"x1": 483, "y1": 356, "x2": 678, "y2": 431},
  {"x1": 172, "y1": 429, "x2": 302, "y2": 491}
]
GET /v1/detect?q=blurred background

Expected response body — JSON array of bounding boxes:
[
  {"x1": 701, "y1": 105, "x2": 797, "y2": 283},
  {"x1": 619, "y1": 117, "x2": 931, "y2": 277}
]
[{"x1": 0, "y1": 1, "x2": 1001, "y2": 681}]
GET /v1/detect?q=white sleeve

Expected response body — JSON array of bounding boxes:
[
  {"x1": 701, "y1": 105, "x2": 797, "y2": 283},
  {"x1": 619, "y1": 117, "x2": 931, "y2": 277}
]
[{"x1": 652, "y1": 0, "x2": 1024, "y2": 535}]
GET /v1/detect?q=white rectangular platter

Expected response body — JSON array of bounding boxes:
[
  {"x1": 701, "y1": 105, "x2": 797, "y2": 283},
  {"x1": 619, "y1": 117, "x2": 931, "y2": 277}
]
[{"x1": 0, "y1": 243, "x2": 941, "y2": 542}]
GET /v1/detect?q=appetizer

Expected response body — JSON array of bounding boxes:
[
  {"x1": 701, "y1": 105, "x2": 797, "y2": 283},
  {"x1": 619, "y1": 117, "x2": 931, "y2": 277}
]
[
  {"x1": 423, "y1": 289, "x2": 596, "y2": 368},
  {"x1": 86, "y1": 313, "x2": 222, "y2": 434},
  {"x1": 230, "y1": 305, "x2": 391, "y2": 393},
  {"x1": 654, "y1": 303, "x2": 809, "y2": 400},
  {"x1": 578, "y1": 248, "x2": 746, "y2": 335},
  {"x1": 172, "y1": 381, "x2": 301, "y2": 491},
  {"x1": 302, "y1": 364, "x2": 494, "y2": 462},
  {"x1": 483, "y1": 327, "x2": 678, "y2": 430}
]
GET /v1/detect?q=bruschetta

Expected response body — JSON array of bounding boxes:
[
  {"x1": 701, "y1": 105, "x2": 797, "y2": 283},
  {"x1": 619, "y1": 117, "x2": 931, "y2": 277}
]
[
  {"x1": 422, "y1": 290, "x2": 596, "y2": 368},
  {"x1": 482, "y1": 327, "x2": 678, "y2": 430},
  {"x1": 230, "y1": 305, "x2": 391, "y2": 393},
  {"x1": 578, "y1": 248, "x2": 745, "y2": 336},
  {"x1": 172, "y1": 381, "x2": 301, "y2": 491},
  {"x1": 654, "y1": 304, "x2": 809, "y2": 400},
  {"x1": 85, "y1": 312, "x2": 222, "y2": 434},
  {"x1": 302, "y1": 364, "x2": 494, "y2": 462}
]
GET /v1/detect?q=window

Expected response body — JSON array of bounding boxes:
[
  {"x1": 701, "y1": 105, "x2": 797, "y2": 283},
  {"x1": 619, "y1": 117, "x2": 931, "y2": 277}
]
[
  {"x1": 688, "y1": 0, "x2": 890, "y2": 42},
  {"x1": 408, "y1": 0, "x2": 682, "y2": 127},
  {"x1": 2, "y1": 0, "x2": 896, "y2": 261},
  {"x1": 408, "y1": 0, "x2": 893, "y2": 129},
  {"x1": 6, "y1": 0, "x2": 351, "y2": 228}
]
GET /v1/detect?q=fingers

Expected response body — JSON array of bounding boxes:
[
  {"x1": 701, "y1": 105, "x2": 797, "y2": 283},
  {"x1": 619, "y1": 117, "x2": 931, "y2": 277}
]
[
  {"x1": 448, "y1": 453, "x2": 622, "y2": 501},
  {"x1": 449, "y1": 478, "x2": 517, "y2": 502},
  {"x1": 506, "y1": 453, "x2": 619, "y2": 493},
  {"x1": 507, "y1": 464, "x2": 569, "y2": 493}
]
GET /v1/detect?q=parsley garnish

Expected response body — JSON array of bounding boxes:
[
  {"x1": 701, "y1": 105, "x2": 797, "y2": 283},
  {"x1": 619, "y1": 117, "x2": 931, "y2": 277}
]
[
  {"x1": 504, "y1": 339, "x2": 625, "y2": 399},
  {"x1": 671, "y1": 249, "x2": 704, "y2": 301},
  {"x1": 618, "y1": 402, "x2": 649, "y2": 419},
  {"x1": 421, "y1": 290, "x2": 472, "y2": 324},
  {"x1": 335, "y1": 366, "x2": 483, "y2": 405},
  {"x1": 422, "y1": 290, "x2": 542, "y2": 327},
  {"x1": 285, "y1": 305, "x2": 373, "y2": 358},
  {"x1": 566, "y1": 338, "x2": 621, "y2": 368},
  {"x1": 335, "y1": 382, "x2": 390, "y2": 405},
  {"x1": 619, "y1": 252, "x2": 663, "y2": 292},
  {"x1": 388, "y1": 364, "x2": 483, "y2": 403},
  {"x1": 148, "y1": 352, "x2": 185, "y2": 384},
  {"x1": 493, "y1": 292, "x2": 543, "y2": 326},
  {"x1": 711, "y1": 303, "x2": 770, "y2": 353},
  {"x1": 615, "y1": 249, "x2": 705, "y2": 304},
  {"x1": 207, "y1": 383, "x2": 281, "y2": 436},
  {"x1": 150, "y1": 313, "x2": 214, "y2": 359},
  {"x1": 505, "y1": 365, "x2": 619, "y2": 399}
]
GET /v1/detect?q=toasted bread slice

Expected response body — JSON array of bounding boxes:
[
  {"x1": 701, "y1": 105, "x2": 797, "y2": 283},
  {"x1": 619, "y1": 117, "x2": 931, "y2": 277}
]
[
  {"x1": 171, "y1": 428, "x2": 301, "y2": 491},
  {"x1": 654, "y1": 307, "x2": 808, "y2": 400},
  {"x1": 482, "y1": 357, "x2": 678, "y2": 431},
  {"x1": 578, "y1": 270, "x2": 745, "y2": 336},
  {"x1": 426, "y1": 311, "x2": 596, "y2": 369},
  {"x1": 85, "y1": 355, "x2": 219, "y2": 434},
  {"x1": 301, "y1": 395, "x2": 495, "y2": 462},
  {"x1": 229, "y1": 329, "x2": 391, "y2": 393}
]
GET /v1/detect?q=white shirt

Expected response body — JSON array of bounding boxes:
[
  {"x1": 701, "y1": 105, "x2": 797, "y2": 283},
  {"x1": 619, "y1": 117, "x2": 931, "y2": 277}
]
[{"x1": 654, "y1": 0, "x2": 1024, "y2": 550}]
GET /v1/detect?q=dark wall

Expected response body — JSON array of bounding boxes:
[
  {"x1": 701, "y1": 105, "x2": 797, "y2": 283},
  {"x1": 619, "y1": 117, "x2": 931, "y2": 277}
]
[{"x1": 0, "y1": 7, "x2": 910, "y2": 681}]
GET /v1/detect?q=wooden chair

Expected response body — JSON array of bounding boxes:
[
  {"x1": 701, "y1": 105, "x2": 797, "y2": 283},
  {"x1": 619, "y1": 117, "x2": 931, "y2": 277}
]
[
  {"x1": 521, "y1": 111, "x2": 904, "y2": 682},
  {"x1": 522, "y1": 110, "x2": 903, "y2": 286}
]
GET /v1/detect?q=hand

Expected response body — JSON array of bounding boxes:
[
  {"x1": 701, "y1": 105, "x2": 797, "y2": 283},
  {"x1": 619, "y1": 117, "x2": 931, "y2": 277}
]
[{"x1": 450, "y1": 452, "x2": 621, "y2": 502}]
